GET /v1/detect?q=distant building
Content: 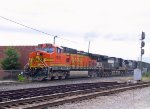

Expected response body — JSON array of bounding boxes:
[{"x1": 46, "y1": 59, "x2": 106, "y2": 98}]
[{"x1": 0, "y1": 46, "x2": 37, "y2": 70}]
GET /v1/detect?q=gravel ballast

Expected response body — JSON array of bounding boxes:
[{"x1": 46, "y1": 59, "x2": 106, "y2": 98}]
[
  {"x1": 0, "y1": 77, "x2": 132, "y2": 91},
  {"x1": 50, "y1": 87, "x2": 150, "y2": 109}
]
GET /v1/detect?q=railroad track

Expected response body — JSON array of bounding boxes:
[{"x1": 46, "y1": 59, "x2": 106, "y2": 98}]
[
  {"x1": 0, "y1": 81, "x2": 150, "y2": 109},
  {"x1": 0, "y1": 82, "x2": 120, "y2": 102}
]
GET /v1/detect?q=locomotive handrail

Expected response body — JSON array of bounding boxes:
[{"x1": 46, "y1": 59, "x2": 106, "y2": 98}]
[{"x1": 38, "y1": 58, "x2": 48, "y2": 67}]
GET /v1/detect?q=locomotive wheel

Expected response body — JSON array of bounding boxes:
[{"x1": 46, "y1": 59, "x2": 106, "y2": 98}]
[
  {"x1": 58, "y1": 76, "x2": 62, "y2": 80},
  {"x1": 95, "y1": 72, "x2": 99, "y2": 77},
  {"x1": 51, "y1": 76, "x2": 55, "y2": 80},
  {"x1": 88, "y1": 71, "x2": 97, "y2": 78},
  {"x1": 65, "y1": 73, "x2": 70, "y2": 79}
]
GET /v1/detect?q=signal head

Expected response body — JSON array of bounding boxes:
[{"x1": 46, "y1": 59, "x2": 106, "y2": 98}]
[
  {"x1": 141, "y1": 41, "x2": 145, "y2": 47},
  {"x1": 141, "y1": 32, "x2": 145, "y2": 40}
]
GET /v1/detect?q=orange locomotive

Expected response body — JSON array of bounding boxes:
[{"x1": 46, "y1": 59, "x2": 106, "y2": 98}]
[{"x1": 25, "y1": 43, "x2": 97, "y2": 80}]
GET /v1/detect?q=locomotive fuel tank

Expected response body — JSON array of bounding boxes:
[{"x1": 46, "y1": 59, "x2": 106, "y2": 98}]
[{"x1": 69, "y1": 71, "x2": 89, "y2": 78}]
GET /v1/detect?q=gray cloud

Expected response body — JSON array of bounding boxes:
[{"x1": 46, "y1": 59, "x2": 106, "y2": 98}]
[
  {"x1": 0, "y1": 26, "x2": 35, "y2": 34},
  {"x1": 137, "y1": 11, "x2": 150, "y2": 17},
  {"x1": 104, "y1": 33, "x2": 137, "y2": 42},
  {"x1": 84, "y1": 31, "x2": 99, "y2": 41},
  {"x1": 104, "y1": 34, "x2": 113, "y2": 39},
  {"x1": 0, "y1": 26, "x2": 79, "y2": 37},
  {"x1": 143, "y1": 57, "x2": 150, "y2": 63}
]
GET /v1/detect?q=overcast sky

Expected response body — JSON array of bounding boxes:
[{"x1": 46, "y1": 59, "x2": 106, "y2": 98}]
[{"x1": 0, "y1": 0, "x2": 150, "y2": 62}]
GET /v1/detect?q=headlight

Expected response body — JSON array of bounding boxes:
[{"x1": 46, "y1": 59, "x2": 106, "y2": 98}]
[{"x1": 36, "y1": 52, "x2": 39, "y2": 56}]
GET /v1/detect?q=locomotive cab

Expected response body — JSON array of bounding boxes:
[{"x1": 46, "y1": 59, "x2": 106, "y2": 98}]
[
  {"x1": 28, "y1": 44, "x2": 64, "y2": 68},
  {"x1": 37, "y1": 43, "x2": 63, "y2": 54}
]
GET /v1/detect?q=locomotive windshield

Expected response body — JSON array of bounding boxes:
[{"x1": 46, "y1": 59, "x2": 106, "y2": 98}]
[
  {"x1": 36, "y1": 44, "x2": 54, "y2": 53},
  {"x1": 36, "y1": 47, "x2": 54, "y2": 53},
  {"x1": 44, "y1": 48, "x2": 54, "y2": 53}
]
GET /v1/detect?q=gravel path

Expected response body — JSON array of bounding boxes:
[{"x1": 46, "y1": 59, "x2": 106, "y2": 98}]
[
  {"x1": 0, "y1": 76, "x2": 132, "y2": 91},
  {"x1": 50, "y1": 87, "x2": 150, "y2": 109}
]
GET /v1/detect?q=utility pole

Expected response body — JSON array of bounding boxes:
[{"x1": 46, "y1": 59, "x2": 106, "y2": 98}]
[
  {"x1": 140, "y1": 32, "x2": 145, "y2": 73},
  {"x1": 88, "y1": 41, "x2": 90, "y2": 53},
  {"x1": 54, "y1": 36, "x2": 58, "y2": 44}
]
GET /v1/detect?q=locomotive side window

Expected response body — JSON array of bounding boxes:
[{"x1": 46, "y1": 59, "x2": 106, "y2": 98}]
[{"x1": 57, "y1": 47, "x2": 62, "y2": 53}]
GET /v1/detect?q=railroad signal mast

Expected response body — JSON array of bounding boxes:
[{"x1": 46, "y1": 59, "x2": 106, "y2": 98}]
[{"x1": 140, "y1": 32, "x2": 145, "y2": 72}]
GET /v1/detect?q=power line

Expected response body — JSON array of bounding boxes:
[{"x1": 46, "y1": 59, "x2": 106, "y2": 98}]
[
  {"x1": 0, "y1": 15, "x2": 81, "y2": 44},
  {"x1": 0, "y1": 16, "x2": 53, "y2": 36}
]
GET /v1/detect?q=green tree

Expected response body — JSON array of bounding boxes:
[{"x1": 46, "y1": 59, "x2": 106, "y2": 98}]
[{"x1": 1, "y1": 47, "x2": 20, "y2": 70}]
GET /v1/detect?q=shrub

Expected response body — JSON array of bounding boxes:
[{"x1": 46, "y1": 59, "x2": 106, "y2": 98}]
[{"x1": 1, "y1": 47, "x2": 20, "y2": 70}]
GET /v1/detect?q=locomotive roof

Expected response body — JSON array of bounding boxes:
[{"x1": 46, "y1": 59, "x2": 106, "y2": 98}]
[
  {"x1": 53, "y1": 44, "x2": 63, "y2": 49},
  {"x1": 38, "y1": 43, "x2": 63, "y2": 49},
  {"x1": 89, "y1": 53, "x2": 108, "y2": 58}
]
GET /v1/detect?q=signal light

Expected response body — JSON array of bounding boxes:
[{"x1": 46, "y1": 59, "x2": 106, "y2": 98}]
[
  {"x1": 36, "y1": 52, "x2": 39, "y2": 56},
  {"x1": 141, "y1": 49, "x2": 144, "y2": 55},
  {"x1": 141, "y1": 41, "x2": 145, "y2": 47},
  {"x1": 141, "y1": 32, "x2": 145, "y2": 40}
]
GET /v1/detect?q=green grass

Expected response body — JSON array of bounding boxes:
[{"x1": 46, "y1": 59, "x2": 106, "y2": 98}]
[
  {"x1": 142, "y1": 72, "x2": 150, "y2": 81},
  {"x1": 143, "y1": 72, "x2": 150, "y2": 77}
]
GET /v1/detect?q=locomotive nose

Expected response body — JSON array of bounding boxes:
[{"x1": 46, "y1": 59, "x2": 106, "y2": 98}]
[{"x1": 34, "y1": 51, "x2": 44, "y2": 62}]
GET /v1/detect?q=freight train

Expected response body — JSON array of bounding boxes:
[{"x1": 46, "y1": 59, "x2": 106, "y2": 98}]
[{"x1": 24, "y1": 43, "x2": 149, "y2": 81}]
